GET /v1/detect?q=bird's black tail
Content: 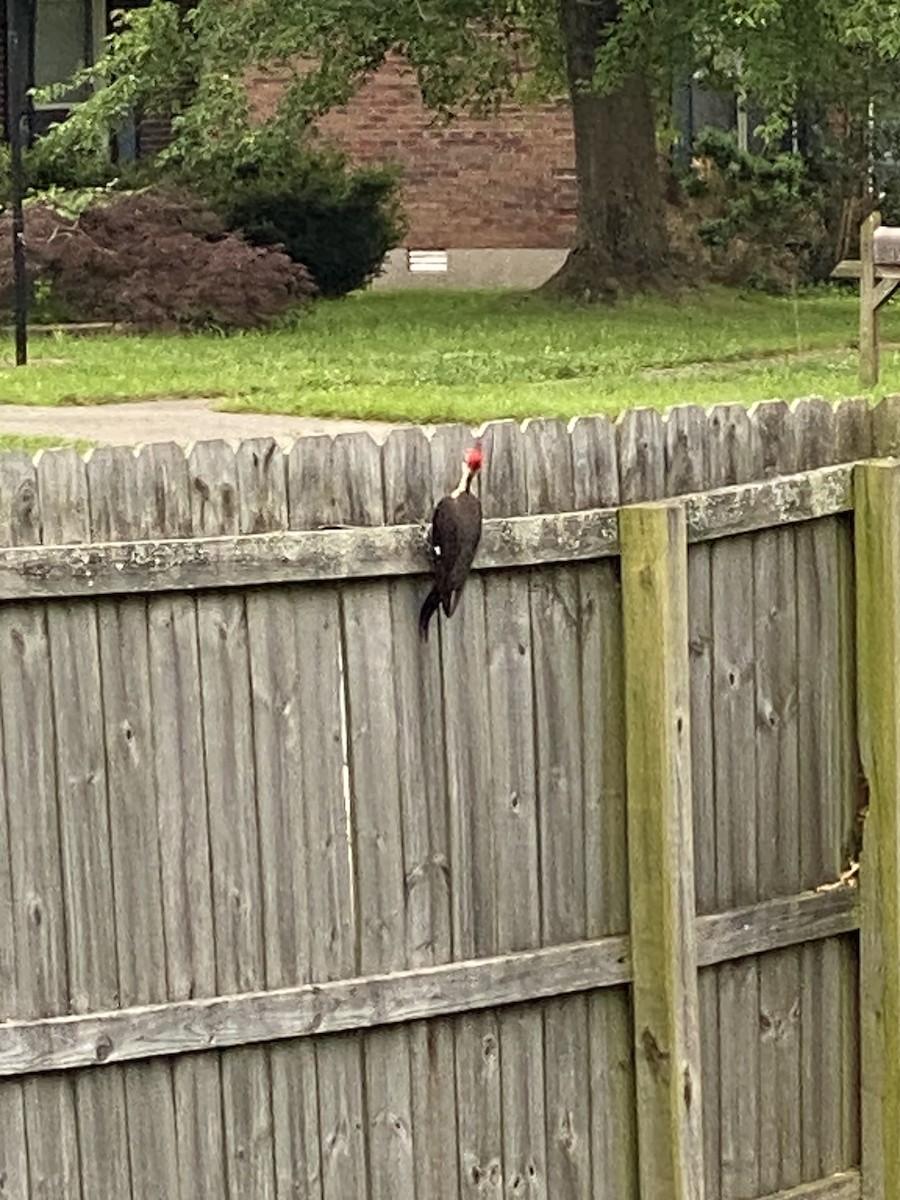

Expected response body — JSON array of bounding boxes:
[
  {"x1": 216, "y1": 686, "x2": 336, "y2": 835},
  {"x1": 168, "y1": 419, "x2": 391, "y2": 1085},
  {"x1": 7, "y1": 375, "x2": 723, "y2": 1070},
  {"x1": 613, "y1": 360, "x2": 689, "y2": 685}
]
[{"x1": 419, "y1": 588, "x2": 442, "y2": 642}]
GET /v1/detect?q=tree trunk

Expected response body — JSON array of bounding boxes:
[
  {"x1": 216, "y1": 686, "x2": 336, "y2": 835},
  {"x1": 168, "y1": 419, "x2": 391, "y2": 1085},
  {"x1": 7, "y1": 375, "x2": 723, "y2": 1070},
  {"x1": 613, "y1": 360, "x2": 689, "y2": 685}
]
[{"x1": 542, "y1": 0, "x2": 671, "y2": 300}]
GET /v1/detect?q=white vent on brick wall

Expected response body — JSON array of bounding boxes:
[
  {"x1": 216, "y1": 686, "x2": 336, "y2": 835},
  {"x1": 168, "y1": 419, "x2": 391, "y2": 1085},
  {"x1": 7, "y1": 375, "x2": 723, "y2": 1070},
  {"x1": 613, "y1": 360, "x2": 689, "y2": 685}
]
[{"x1": 408, "y1": 250, "x2": 449, "y2": 273}]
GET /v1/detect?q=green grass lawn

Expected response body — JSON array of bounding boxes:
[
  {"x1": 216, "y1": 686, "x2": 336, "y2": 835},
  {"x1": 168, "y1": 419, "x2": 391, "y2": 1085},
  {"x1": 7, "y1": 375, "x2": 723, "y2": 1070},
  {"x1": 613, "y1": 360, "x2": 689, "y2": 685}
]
[
  {"x1": 0, "y1": 433, "x2": 90, "y2": 453},
  {"x1": 0, "y1": 286, "x2": 898, "y2": 423}
]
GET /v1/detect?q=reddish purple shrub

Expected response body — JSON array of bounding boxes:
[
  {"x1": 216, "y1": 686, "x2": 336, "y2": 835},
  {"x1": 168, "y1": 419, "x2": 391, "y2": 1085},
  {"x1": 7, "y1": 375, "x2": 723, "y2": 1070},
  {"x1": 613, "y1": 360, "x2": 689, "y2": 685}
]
[{"x1": 0, "y1": 188, "x2": 317, "y2": 330}]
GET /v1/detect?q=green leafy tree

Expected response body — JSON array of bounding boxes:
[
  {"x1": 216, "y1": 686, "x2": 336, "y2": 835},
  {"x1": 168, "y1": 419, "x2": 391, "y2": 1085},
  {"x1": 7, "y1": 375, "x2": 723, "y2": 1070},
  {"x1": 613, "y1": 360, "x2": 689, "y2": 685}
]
[{"x1": 36, "y1": 0, "x2": 900, "y2": 298}]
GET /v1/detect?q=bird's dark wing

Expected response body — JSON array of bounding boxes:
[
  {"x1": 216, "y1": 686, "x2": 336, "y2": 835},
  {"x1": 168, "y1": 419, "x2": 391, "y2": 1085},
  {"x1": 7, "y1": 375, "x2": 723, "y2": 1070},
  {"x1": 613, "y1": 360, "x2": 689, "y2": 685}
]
[{"x1": 431, "y1": 497, "x2": 462, "y2": 592}]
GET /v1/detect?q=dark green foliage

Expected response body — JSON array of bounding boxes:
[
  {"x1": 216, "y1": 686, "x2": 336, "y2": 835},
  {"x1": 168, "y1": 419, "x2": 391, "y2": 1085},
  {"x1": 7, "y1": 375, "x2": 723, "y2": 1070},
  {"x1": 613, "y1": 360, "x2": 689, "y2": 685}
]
[
  {"x1": 682, "y1": 127, "x2": 831, "y2": 291},
  {"x1": 225, "y1": 155, "x2": 405, "y2": 297},
  {"x1": 89, "y1": 121, "x2": 409, "y2": 298}
]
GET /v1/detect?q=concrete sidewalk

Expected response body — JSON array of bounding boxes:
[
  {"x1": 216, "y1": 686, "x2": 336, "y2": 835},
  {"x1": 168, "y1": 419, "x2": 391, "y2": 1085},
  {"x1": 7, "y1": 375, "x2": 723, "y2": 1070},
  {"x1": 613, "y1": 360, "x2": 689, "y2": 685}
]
[{"x1": 0, "y1": 397, "x2": 397, "y2": 447}]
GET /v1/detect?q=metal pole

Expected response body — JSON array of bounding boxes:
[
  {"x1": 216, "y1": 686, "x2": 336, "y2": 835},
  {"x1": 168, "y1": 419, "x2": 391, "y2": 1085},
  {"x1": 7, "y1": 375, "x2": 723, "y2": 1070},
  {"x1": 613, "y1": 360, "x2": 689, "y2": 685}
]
[{"x1": 6, "y1": 0, "x2": 28, "y2": 365}]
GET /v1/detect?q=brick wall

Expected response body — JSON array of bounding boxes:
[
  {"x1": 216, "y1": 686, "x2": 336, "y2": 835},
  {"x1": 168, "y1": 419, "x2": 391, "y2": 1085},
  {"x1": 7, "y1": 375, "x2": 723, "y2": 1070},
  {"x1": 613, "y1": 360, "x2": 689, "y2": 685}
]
[{"x1": 250, "y1": 56, "x2": 578, "y2": 250}]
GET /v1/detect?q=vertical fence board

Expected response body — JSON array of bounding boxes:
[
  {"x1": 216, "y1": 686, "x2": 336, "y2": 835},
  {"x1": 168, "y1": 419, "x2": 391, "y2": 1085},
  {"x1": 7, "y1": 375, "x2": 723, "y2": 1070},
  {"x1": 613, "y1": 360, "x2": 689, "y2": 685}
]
[
  {"x1": 855, "y1": 460, "x2": 900, "y2": 1200},
  {"x1": 793, "y1": 406, "x2": 844, "y2": 1183},
  {"x1": 240, "y1": 439, "x2": 323, "y2": 1200},
  {"x1": 38, "y1": 449, "x2": 131, "y2": 1200},
  {"x1": 836, "y1": 514, "x2": 863, "y2": 1172},
  {"x1": 338, "y1": 432, "x2": 415, "y2": 1200},
  {"x1": 749, "y1": 402, "x2": 801, "y2": 1196},
  {"x1": 0, "y1": 453, "x2": 40, "y2": 1200},
  {"x1": 617, "y1": 408, "x2": 665, "y2": 502},
  {"x1": 482, "y1": 420, "x2": 547, "y2": 1200},
  {"x1": 142, "y1": 443, "x2": 226, "y2": 1200},
  {"x1": 190, "y1": 440, "x2": 276, "y2": 1200},
  {"x1": 708, "y1": 405, "x2": 760, "y2": 1199},
  {"x1": 384, "y1": 425, "x2": 459, "y2": 1200},
  {"x1": 708, "y1": 403, "x2": 755, "y2": 487},
  {"x1": 667, "y1": 404, "x2": 720, "y2": 1200},
  {"x1": 287, "y1": 436, "x2": 367, "y2": 1200},
  {"x1": 2, "y1": 451, "x2": 80, "y2": 1200},
  {"x1": 754, "y1": 528, "x2": 802, "y2": 1194},
  {"x1": 430, "y1": 424, "x2": 503, "y2": 1200},
  {"x1": 871, "y1": 395, "x2": 900, "y2": 457},
  {"x1": 621, "y1": 499, "x2": 703, "y2": 1200},
  {"x1": 572, "y1": 416, "x2": 637, "y2": 1200},
  {"x1": 835, "y1": 399, "x2": 873, "y2": 463},
  {"x1": 88, "y1": 446, "x2": 180, "y2": 1200},
  {"x1": 524, "y1": 419, "x2": 591, "y2": 1200},
  {"x1": 797, "y1": 517, "x2": 842, "y2": 1185}
]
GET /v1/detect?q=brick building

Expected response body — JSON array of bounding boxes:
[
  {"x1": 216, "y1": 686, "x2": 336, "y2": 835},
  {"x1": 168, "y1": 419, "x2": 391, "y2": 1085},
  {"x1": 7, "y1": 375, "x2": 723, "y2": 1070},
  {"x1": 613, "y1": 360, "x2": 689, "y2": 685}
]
[
  {"x1": 4, "y1": 0, "x2": 580, "y2": 286},
  {"x1": 251, "y1": 56, "x2": 579, "y2": 287},
  {"x1": 1, "y1": 2, "x2": 744, "y2": 287}
]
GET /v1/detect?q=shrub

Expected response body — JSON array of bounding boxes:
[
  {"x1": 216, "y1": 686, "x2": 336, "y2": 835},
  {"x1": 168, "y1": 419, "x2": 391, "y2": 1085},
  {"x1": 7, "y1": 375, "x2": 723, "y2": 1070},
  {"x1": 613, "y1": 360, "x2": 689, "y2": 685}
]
[
  {"x1": 170, "y1": 137, "x2": 407, "y2": 297},
  {"x1": 0, "y1": 187, "x2": 317, "y2": 330},
  {"x1": 679, "y1": 128, "x2": 832, "y2": 292}
]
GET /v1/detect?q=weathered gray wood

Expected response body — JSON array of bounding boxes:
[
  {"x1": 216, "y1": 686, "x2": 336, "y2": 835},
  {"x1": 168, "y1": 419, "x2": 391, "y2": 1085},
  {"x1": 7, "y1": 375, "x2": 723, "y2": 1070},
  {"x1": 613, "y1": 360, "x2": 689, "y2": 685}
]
[
  {"x1": 834, "y1": 399, "x2": 873, "y2": 463},
  {"x1": 621, "y1": 499, "x2": 704, "y2": 1200},
  {"x1": 285, "y1": 435, "x2": 367, "y2": 1200},
  {"x1": 430, "y1": 424, "x2": 503, "y2": 1200},
  {"x1": 339, "y1": 432, "x2": 415, "y2": 1200},
  {"x1": 0, "y1": 462, "x2": 858, "y2": 602},
  {"x1": 239, "y1": 438, "x2": 322, "y2": 1200},
  {"x1": 750, "y1": 401, "x2": 797, "y2": 478},
  {"x1": 853, "y1": 461, "x2": 900, "y2": 1200},
  {"x1": 482, "y1": 419, "x2": 547, "y2": 1199},
  {"x1": 0, "y1": 883, "x2": 860, "y2": 1080},
  {"x1": 686, "y1": 462, "x2": 852, "y2": 542},
  {"x1": 835, "y1": 513, "x2": 863, "y2": 1171},
  {"x1": 569, "y1": 413, "x2": 619, "y2": 508},
  {"x1": 752, "y1": 420, "x2": 802, "y2": 1196},
  {"x1": 871, "y1": 394, "x2": 900, "y2": 457},
  {"x1": 525, "y1": 418, "x2": 590, "y2": 1200},
  {"x1": 695, "y1": 887, "x2": 858, "y2": 966},
  {"x1": 709, "y1": 403, "x2": 756, "y2": 487},
  {"x1": 38, "y1": 448, "x2": 132, "y2": 1200},
  {"x1": 793, "y1": 398, "x2": 838, "y2": 471},
  {"x1": 617, "y1": 407, "x2": 665, "y2": 501},
  {"x1": 190, "y1": 439, "x2": 275, "y2": 1200},
  {"x1": 384, "y1": 425, "x2": 459, "y2": 1200},
  {"x1": 0, "y1": 453, "x2": 39, "y2": 1200},
  {"x1": 744, "y1": 408, "x2": 799, "y2": 1200},
  {"x1": 709, "y1": 404, "x2": 760, "y2": 1200},
  {"x1": 669, "y1": 404, "x2": 719, "y2": 1200},
  {"x1": 759, "y1": 1168, "x2": 861, "y2": 1199},
  {"x1": 793, "y1": 473, "x2": 843, "y2": 1183},
  {"x1": 0, "y1": 506, "x2": 618, "y2": 594},
  {"x1": 143, "y1": 442, "x2": 227, "y2": 1200},
  {"x1": 88, "y1": 444, "x2": 181, "y2": 1200},
  {"x1": 2, "y1": 457, "x2": 82, "y2": 1199}
]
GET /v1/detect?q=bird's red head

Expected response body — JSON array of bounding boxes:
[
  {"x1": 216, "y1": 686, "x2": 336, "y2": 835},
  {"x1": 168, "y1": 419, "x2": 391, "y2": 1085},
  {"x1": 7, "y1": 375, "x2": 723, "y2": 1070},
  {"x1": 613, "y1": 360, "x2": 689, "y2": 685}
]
[{"x1": 464, "y1": 444, "x2": 484, "y2": 473}]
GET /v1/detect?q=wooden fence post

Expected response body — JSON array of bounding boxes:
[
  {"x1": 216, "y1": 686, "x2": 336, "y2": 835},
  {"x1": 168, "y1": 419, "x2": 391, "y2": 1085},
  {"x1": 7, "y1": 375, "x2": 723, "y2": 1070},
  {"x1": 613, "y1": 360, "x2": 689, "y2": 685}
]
[
  {"x1": 855, "y1": 460, "x2": 900, "y2": 1200},
  {"x1": 620, "y1": 501, "x2": 705, "y2": 1200},
  {"x1": 860, "y1": 211, "x2": 880, "y2": 387}
]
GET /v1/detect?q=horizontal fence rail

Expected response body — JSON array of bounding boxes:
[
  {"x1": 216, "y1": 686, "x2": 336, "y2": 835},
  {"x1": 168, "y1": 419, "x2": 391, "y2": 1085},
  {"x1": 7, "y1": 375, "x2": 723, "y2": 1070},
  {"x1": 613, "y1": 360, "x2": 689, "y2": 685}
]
[
  {"x1": 0, "y1": 884, "x2": 857, "y2": 1078},
  {"x1": 0, "y1": 463, "x2": 854, "y2": 600}
]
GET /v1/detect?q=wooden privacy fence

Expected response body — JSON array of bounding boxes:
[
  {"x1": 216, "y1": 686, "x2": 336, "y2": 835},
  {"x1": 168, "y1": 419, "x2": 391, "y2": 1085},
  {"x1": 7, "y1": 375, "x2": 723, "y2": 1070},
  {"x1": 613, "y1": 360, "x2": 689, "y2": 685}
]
[{"x1": 3, "y1": 395, "x2": 900, "y2": 1200}]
